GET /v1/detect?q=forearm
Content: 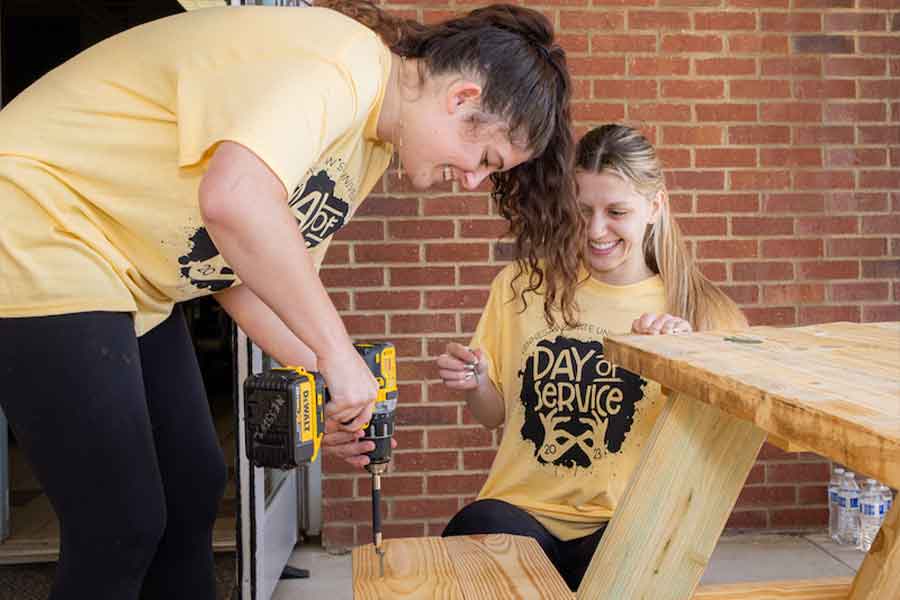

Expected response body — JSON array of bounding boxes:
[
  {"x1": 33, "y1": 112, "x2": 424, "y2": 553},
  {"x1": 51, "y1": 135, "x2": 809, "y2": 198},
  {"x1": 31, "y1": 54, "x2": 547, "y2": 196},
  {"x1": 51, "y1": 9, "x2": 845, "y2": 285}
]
[
  {"x1": 215, "y1": 284, "x2": 317, "y2": 369},
  {"x1": 464, "y1": 377, "x2": 505, "y2": 429}
]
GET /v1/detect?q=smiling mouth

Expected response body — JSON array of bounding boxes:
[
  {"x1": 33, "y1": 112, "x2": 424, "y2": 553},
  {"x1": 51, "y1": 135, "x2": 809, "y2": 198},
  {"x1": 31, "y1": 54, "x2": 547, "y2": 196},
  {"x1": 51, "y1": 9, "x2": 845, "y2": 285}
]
[{"x1": 589, "y1": 240, "x2": 621, "y2": 255}]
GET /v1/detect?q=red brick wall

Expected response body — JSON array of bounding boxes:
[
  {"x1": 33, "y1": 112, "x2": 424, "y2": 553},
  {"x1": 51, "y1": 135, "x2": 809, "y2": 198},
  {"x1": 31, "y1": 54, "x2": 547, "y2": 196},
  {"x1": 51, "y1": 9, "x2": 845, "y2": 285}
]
[{"x1": 320, "y1": 0, "x2": 899, "y2": 549}]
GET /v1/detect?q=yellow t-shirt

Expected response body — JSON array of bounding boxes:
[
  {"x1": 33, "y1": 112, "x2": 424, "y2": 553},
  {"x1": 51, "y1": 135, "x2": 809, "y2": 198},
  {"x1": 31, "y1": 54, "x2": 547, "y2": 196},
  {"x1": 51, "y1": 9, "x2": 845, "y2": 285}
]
[
  {"x1": 0, "y1": 6, "x2": 393, "y2": 335},
  {"x1": 472, "y1": 264, "x2": 668, "y2": 540}
]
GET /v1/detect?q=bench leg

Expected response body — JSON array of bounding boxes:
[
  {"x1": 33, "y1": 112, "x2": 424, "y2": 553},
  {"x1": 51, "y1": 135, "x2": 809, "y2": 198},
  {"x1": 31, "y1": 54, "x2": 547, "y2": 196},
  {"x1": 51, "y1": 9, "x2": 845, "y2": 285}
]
[{"x1": 577, "y1": 392, "x2": 766, "y2": 600}]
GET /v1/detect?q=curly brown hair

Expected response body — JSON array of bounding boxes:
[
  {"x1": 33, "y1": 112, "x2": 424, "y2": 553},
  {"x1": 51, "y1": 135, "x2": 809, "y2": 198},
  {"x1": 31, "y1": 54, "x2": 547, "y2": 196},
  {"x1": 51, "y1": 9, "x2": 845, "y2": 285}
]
[{"x1": 318, "y1": 1, "x2": 585, "y2": 327}]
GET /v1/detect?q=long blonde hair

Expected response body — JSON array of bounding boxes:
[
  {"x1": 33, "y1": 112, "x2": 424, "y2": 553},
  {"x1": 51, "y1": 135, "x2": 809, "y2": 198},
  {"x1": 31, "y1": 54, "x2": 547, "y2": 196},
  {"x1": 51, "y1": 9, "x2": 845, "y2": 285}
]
[{"x1": 575, "y1": 124, "x2": 747, "y2": 331}]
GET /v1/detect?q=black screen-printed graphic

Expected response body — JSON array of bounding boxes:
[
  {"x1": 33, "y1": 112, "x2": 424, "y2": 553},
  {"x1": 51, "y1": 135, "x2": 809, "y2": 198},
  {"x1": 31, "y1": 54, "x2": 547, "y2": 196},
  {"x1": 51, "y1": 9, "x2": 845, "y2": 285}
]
[
  {"x1": 178, "y1": 227, "x2": 235, "y2": 292},
  {"x1": 518, "y1": 336, "x2": 648, "y2": 469},
  {"x1": 289, "y1": 169, "x2": 350, "y2": 248}
]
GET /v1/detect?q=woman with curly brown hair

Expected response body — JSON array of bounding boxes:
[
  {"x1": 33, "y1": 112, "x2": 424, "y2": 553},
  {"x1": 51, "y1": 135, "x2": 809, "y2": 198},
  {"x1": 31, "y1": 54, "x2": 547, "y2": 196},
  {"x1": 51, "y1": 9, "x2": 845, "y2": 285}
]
[{"x1": 0, "y1": 2, "x2": 579, "y2": 598}]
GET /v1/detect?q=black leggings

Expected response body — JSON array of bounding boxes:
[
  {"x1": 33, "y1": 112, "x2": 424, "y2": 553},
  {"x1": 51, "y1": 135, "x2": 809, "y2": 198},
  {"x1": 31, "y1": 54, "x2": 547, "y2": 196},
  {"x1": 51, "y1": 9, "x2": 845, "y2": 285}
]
[
  {"x1": 0, "y1": 309, "x2": 227, "y2": 600},
  {"x1": 442, "y1": 499, "x2": 606, "y2": 592}
]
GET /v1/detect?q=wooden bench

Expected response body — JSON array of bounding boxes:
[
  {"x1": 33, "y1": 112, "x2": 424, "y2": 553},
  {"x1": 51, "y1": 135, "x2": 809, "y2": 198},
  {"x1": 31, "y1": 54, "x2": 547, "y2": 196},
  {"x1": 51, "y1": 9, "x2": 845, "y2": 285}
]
[{"x1": 353, "y1": 322, "x2": 899, "y2": 599}]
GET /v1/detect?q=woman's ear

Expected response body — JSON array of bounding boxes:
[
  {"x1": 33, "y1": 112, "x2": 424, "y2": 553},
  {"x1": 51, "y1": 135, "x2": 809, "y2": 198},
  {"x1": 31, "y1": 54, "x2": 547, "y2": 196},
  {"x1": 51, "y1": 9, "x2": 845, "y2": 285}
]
[
  {"x1": 648, "y1": 189, "x2": 665, "y2": 225},
  {"x1": 445, "y1": 80, "x2": 483, "y2": 114}
]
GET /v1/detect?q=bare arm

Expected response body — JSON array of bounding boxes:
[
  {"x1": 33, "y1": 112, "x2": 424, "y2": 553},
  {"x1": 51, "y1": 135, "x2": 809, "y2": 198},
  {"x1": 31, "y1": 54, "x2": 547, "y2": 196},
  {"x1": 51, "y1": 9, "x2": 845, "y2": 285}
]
[
  {"x1": 437, "y1": 343, "x2": 505, "y2": 429},
  {"x1": 199, "y1": 141, "x2": 376, "y2": 430}
]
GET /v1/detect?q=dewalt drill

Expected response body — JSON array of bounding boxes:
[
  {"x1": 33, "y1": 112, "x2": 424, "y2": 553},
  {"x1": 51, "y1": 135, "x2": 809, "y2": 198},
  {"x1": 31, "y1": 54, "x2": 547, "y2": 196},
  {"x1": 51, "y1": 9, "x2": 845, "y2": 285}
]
[{"x1": 243, "y1": 342, "x2": 396, "y2": 572}]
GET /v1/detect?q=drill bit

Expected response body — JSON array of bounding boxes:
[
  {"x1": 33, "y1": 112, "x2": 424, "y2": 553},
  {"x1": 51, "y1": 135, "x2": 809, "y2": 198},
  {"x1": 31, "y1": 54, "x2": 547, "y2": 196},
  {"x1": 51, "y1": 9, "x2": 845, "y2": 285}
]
[{"x1": 370, "y1": 464, "x2": 386, "y2": 577}]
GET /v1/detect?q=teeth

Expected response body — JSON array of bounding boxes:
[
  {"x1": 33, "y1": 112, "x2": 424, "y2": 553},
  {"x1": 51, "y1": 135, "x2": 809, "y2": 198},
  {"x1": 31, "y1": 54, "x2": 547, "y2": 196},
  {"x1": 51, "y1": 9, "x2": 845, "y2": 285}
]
[
  {"x1": 590, "y1": 240, "x2": 618, "y2": 250},
  {"x1": 442, "y1": 166, "x2": 453, "y2": 182}
]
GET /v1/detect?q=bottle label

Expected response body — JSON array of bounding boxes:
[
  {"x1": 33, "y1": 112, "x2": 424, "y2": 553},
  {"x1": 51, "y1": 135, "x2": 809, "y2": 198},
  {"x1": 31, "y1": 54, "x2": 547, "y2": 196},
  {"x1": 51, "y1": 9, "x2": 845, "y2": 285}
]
[
  {"x1": 850, "y1": 497, "x2": 859, "y2": 509},
  {"x1": 862, "y1": 502, "x2": 878, "y2": 517}
]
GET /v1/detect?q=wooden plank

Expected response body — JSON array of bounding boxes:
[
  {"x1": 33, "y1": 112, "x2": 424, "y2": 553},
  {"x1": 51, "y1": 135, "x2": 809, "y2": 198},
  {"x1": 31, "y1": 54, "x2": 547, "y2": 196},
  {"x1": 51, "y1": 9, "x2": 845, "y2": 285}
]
[
  {"x1": 848, "y1": 499, "x2": 900, "y2": 600},
  {"x1": 692, "y1": 577, "x2": 852, "y2": 599},
  {"x1": 577, "y1": 393, "x2": 767, "y2": 600},
  {"x1": 352, "y1": 534, "x2": 572, "y2": 600},
  {"x1": 445, "y1": 534, "x2": 573, "y2": 599},
  {"x1": 603, "y1": 323, "x2": 900, "y2": 489}
]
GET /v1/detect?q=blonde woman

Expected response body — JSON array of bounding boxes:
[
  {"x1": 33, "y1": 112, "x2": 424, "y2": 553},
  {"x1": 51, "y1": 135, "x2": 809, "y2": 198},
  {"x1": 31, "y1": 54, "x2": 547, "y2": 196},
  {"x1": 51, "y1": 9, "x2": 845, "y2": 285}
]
[{"x1": 437, "y1": 124, "x2": 747, "y2": 591}]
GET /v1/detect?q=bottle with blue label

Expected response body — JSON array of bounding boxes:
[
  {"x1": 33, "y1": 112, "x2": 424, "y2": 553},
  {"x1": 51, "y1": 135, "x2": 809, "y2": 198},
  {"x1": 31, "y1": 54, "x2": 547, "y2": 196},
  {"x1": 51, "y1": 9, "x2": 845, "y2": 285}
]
[
  {"x1": 858, "y1": 478, "x2": 883, "y2": 552},
  {"x1": 828, "y1": 466, "x2": 845, "y2": 542},
  {"x1": 837, "y1": 471, "x2": 860, "y2": 545},
  {"x1": 881, "y1": 484, "x2": 894, "y2": 513}
]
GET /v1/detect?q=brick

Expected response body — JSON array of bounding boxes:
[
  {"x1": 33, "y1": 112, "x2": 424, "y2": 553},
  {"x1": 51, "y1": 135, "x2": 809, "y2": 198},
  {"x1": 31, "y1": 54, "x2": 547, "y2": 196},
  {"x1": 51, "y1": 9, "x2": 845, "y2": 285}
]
[
  {"x1": 493, "y1": 242, "x2": 518, "y2": 262},
  {"x1": 425, "y1": 243, "x2": 489, "y2": 262},
  {"x1": 395, "y1": 403, "x2": 458, "y2": 427},
  {"x1": 398, "y1": 380, "x2": 425, "y2": 400},
  {"x1": 730, "y1": 34, "x2": 790, "y2": 54},
  {"x1": 731, "y1": 171, "x2": 791, "y2": 191},
  {"x1": 389, "y1": 267, "x2": 455, "y2": 287},
  {"x1": 459, "y1": 219, "x2": 508, "y2": 239},
  {"x1": 558, "y1": 33, "x2": 589, "y2": 54},
  {"x1": 423, "y1": 196, "x2": 489, "y2": 216},
  {"x1": 342, "y1": 314, "x2": 386, "y2": 336},
  {"x1": 792, "y1": 35, "x2": 854, "y2": 54},
  {"x1": 825, "y1": 12, "x2": 887, "y2": 32},
  {"x1": 862, "y1": 170, "x2": 900, "y2": 189},
  {"x1": 696, "y1": 148, "x2": 757, "y2": 168},
  {"x1": 667, "y1": 192, "x2": 694, "y2": 213},
  {"x1": 398, "y1": 359, "x2": 435, "y2": 381},
  {"x1": 758, "y1": 442, "x2": 793, "y2": 459},
  {"x1": 723, "y1": 284, "x2": 759, "y2": 304},
  {"x1": 765, "y1": 193, "x2": 825, "y2": 213},
  {"x1": 827, "y1": 238, "x2": 887, "y2": 257},
  {"x1": 828, "y1": 193, "x2": 889, "y2": 213},
  {"x1": 356, "y1": 291, "x2": 421, "y2": 311},
  {"x1": 761, "y1": 57, "x2": 821, "y2": 76},
  {"x1": 732, "y1": 262, "x2": 794, "y2": 282},
  {"x1": 862, "y1": 214, "x2": 900, "y2": 234},
  {"x1": 768, "y1": 462, "x2": 830, "y2": 484},
  {"x1": 463, "y1": 449, "x2": 497, "y2": 470},
  {"x1": 323, "y1": 478, "x2": 355, "y2": 498},
  {"x1": 746, "y1": 464, "x2": 766, "y2": 485},
  {"x1": 394, "y1": 429, "x2": 424, "y2": 450},
  {"x1": 831, "y1": 282, "x2": 890, "y2": 302},
  {"x1": 572, "y1": 102, "x2": 627, "y2": 122},
  {"x1": 676, "y1": 216, "x2": 728, "y2": 236},
  {"x1": 729, "y1": 126, "x2": 791, "y2": 145},
  {"x1": 323, "y1": 244, "x2": 350, "y2": 265},
  {"x1": 628, "y1": 103, "x2": 692, "y2": 122},
  {"x1": 697, "y1": 240, "x2": 759, "y2": 259},
  {"x1": 661, "y1": 80, "x2": 725, "y2": 100},
  {"x1": 329, "y1": 291, "x2": 350, "y2": 310},
  {"x1": 355, "y1": 196, "x2": 418, "y2": 217},
  {"x1": 760, "y1": 103, "x2": 822, "y2": 123},
  {"x1": 356, "y1": 475, "x2": 424, "y2": 498},
  {"x1": 629, "y1": 57, "x2": 690, "y2": 77},
  {"x1": 323, "y1": 499, "x2": 375, "y2": 522},
  {"x1": 863, "y1": 304, "x2": 900, "y2": 322},
  {"x1": 760, "y1": 148, "x2": 822, "y2": 167},
  {"x1": 762, "y1": 239, "x2": 823, "y2": 258},
  {"x1": 591, "y1": 34, "x2": 657, "y2": 53},
  {"x1": 861, "y1": 80, "x2": 900, "y2": 102},
  {"x1": 629, "y1": 10, "x2": 691, "y2": 30},
  {"x1": 696, "y1": 104, "x2": 758, "y2": 122},
  {"x1": 725, "y1": 510, "x2": 768, "y2": 530},
  {"x1": 699, "y1": 262, "x2": 728, "y2": 281},
  {"x1": 735, "y1": 486, "x2": 797, "y2": 508},
  {"x1": 824, "y1": 58, "x2": 887, "y2": 78},
  {"x1": 425, "y1": 290, "x2": 490, "y2": 310},
  {"x1": 794, "y1": 126, "x2": 855, "y2": 145},
  {"x1": 763, "y1": 13, "x2": 821, "y2": 32},
  {"x1": 428, "y1": 427, "x2": 494, "y2": 448},
  {"x1": 662, "y1": 34, "x2": 724, "y2": 53},
  {"x1": 771, "y1": 507, "x2": 828, "y2": 529},
  {"x1": 731, "y1": 79, "x2": 792, "y2": 99},
  {"x1": 593, "y1": 80, "x2": 658, "y2": 100},
  {"x1": 355, "y1": 243, "x2": 419, "y2": 263},
  {"x1": 862, "y1": 259, "x2": 900, "y2": 278},
  {"x1": 799, "y1": 305, "x2": 861, "y2": 325},
  {"x1": 698, "y1": 57, "x2": 759, "y2": 77},
  {"x1": 744, "y1": 306, "x2": 797, "y2": 326},
  {"x1": 733, "y1": 217, "x2": 794, "y2": 236},
  {"x1": 321, "y1": 267, "x2": 384, "y2": 287},
  {"x1": 763, "y1": 283, "x2": 825, "y2": 304},
  {"x1": 796, "y1": 216, "x2": 858, "y2": 235},
  {"x1": 859, "y1": 125, "x2": 900, "y2": 144},
  {"x1": 393, "y1": 450, "x2": 459, "y2": 472},
  {"x1": 697, "y1": 193, "x2": 760, "y2": 213},
  {"x1": 663, "y1": 126, "x2": 724, "y2": 146},
  {"x1": 798, "y1": 485, "x2": 828, "y2": 506},
  {"x1": 389, "y1": 220, "x2": 454, "y2": 240},
  {"x1": 322, "y1": 524, "x2": 355, "y2": 550},
  {"x1": 334, "y1": 221, "x2": 384, "y2": 242},
  {"x1": 668, "y1": 171, "x2": 726, "y2": 190},
  {"x1": 794, "y1": 171, "x2": 854, "y2": 190},
  {"x1": 427, "y1": 473, "x2": 488, "y2": 495},
  {"x1": 459, "y1": 265, "x2": 505, "y2": 286},
  {"x1": 569, "y1": 57, "x2": 627, "y2": 78},
  {"x1": 860, "y1": 36, "x2": 900, "y2": 54},
  {"x1": 797, "y1": 261, "x2": 859, "y2": 280},
  {"x1": 393, "y1": 498, "x2": 460, "y2": 520},
  {"x1": 390, "y1": 313, "x2": 456, "y2": 334},
  {"x1": 827, "y1": 148, "x2": 887, "y2": 168},
  {"x1": 695, "y1": 11, "x2": 757, "y2": 30},
  {"x1": 795, "y1": 79, "x2": 856, "y2": 100},
  {"x1": 559, "y1": 10, "x2": 625, "y2": 31}
]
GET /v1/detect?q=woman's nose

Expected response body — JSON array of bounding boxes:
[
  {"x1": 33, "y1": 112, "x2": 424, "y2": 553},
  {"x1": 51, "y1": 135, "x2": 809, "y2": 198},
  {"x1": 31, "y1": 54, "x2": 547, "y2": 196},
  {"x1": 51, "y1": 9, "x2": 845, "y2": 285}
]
[{"x1": 589, "y1": 214, "x2": 608, "y2": 238}]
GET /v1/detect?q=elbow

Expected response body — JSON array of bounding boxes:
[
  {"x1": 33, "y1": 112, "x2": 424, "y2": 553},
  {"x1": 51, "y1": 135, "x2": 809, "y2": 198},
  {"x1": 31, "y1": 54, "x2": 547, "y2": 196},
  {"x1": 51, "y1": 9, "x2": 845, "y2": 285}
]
[{"x1": 198, "y1": 174, "x2": 237, "y2": 230}]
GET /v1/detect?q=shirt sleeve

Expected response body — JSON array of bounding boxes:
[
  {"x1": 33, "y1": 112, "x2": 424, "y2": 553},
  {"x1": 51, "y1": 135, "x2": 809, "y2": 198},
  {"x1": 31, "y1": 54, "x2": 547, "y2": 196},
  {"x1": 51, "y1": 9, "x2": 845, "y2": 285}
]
[
  {"x1": 175, "y1": 57, "x2": 360, "y2": 193},
  {"x1": 469, "y1": 269, "x2": 511, "y2": 397}
]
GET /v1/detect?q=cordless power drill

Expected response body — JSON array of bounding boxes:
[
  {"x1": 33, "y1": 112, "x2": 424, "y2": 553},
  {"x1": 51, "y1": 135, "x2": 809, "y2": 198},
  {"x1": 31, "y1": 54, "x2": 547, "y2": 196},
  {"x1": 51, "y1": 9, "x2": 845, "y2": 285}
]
[{"x1": 243, "y1": 342, "x2": 397, "y2": 571}]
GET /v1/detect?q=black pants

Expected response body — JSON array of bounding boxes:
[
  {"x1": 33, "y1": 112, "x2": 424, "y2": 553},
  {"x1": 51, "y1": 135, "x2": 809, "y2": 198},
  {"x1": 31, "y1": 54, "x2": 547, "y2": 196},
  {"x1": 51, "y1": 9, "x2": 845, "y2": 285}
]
[
  {"x1": 0, "y1": 309, "x2": 227, "y2": 600},
  {"x1": 442, "y1": 498, "x2": 606, "y2": 592}
]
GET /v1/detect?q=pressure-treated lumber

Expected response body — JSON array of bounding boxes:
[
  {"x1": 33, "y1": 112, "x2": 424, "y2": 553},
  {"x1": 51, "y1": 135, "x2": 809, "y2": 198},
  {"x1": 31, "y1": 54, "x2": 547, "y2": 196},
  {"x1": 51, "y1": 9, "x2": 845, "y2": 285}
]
[
  {"x1": 848, "y1": 498, "x2": 899, "y2": 600},
  {"x1": 577, "y1": 392, "x2": 767, "y2": 599},
  {"x1": 692, "y1": 577, "x2": 852, "y2": 599},
  {"x1": 352, "y1": 534, "x2": 573, "y2": 599},
  {"x1": 602, "y1": 322, "x2": 900, "y2": 490}
]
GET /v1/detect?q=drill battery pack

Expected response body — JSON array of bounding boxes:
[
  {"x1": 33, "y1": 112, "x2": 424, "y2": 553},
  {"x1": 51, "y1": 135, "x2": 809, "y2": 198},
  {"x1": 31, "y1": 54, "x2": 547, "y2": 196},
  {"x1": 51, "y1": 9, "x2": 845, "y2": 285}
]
[{"x1": 244, "y1": 367, "x2": 326, "y2": 470}]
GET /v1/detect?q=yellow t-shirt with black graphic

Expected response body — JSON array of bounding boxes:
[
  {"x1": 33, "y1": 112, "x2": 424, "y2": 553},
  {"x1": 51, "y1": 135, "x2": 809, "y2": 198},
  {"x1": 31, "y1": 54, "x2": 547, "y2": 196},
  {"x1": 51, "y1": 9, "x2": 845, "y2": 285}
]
[
  {"x1": 0, "y1": 6, "x2": 393, "y2": 335},
  {"x1": 472, "y1": 264, "x2": 668, "y2": 541}
]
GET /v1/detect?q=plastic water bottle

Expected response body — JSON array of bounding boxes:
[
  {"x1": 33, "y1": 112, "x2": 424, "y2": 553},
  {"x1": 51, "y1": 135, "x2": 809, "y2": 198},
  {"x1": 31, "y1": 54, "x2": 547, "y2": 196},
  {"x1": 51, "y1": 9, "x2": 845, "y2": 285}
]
[
  {"x1": 828, "y1": 466, "x2": 845, "y2": 542},
  {"x1": 882, "y1": 485, "x2": 894, "y2": 513},
  {"x1": 858, "y1": 479, "x2": 883, "y2": 552},
  {"x1": 837, "y1": 471, "x2": 860, "y2": 545}
]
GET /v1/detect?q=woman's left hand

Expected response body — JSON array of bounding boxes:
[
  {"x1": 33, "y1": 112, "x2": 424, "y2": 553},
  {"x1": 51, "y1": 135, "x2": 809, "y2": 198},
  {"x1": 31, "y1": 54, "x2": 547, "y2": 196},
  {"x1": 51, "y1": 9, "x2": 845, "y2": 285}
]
[
  {"x1": 631, "y1": 313, "x2": 693, "y2": 335},
  {"x1": 321, "y1": 417, "x2": 398, "y2": 469}
]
